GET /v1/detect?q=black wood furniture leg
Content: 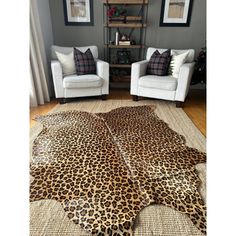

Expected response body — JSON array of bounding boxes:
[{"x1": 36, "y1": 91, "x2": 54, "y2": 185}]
[
  {"x1": 133, "y1": 95, "x2": 138, "y2": 101},
  {"x1": 101, "y1": 95, "x2": 107, "y2": 101},
  {"x1": 59, "y1": 98, "x2": 67, "y2": 104},
  {"x1": 176, "y1": 101, "x2": 184, "y2": 108}
]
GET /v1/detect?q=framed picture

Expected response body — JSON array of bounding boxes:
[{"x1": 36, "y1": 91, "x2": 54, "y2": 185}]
[
  {"x1": 160, "y1": 0, "x2": 193, "y2": 27},
  {"x1": 63, "y1": 0, "x2": 94, "y2": 26}
]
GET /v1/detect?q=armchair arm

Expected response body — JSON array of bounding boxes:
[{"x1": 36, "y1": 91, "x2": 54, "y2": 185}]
[
  {"x1": 130, "y1": 60, "x2": 149, "y2": 95},
  {"x1": 95, "y1": 59, "x2": 109, "y2": 95},
  {"x1": 51, "y1": 60, "x2": 64, "y2": 98},
  {"x1": 175, "y1": 62, "x2": 195, "y2": 102}
]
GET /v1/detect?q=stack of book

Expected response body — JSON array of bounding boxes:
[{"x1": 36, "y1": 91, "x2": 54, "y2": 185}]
[{"x1": 119, "y1": 41, "x2": 131, "y2": 46}]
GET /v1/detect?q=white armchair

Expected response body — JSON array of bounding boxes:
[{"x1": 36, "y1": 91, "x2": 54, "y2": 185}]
[
  {"x1": 130, "y1": 47, "x2": 195, "y2": 107},
  {"x1": 51, "y1": 45, "x2": 109, "y2": 103}
]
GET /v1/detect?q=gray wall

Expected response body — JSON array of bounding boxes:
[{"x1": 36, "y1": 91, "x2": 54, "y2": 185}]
[
  {"x1": 49, "y1": 0, "x2": 206, "y2": 59},
  {"x1": 36, "y1": 0, "x2": 54, "y2": 96},
  {"x1": 49, "y1": 0, "x2": 104, "y2": 57},
  {"x1": 146, "y1": 0, "x2": 206, "y2": 55}
]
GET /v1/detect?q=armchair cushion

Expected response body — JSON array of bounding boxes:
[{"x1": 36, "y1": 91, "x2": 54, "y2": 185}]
[
  {"x1": 139, "y1": 75, "x2": 177, "y2": 91},
  {"x1": 168, "y1": 51, "x2": 189, "y2": 78},
  {"x1": 146, "y1": 48, "x2": 194, "y2": 63},
  {"x1": 63, "y1": 74, "x2": 102, "y2": 89},
  {"x1": 55, "y1": 51, "x2": 76, "y2": 76},
  {"x1": 146, "y1": 49, "x2": 171, "y2": 76},
  {"x1": 51, "y1": 45, "x2": 98, "y2": 60},
  {"x1": 74, "y1": 48, "x2": 96, "y2": 75}
]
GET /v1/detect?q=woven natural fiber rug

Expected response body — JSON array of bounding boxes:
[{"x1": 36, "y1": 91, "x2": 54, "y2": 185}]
[{"x1": 30, "y1": 99, "x2": 206, "y2": 236}]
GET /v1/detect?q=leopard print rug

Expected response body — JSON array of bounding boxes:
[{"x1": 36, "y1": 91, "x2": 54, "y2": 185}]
[{"x1": 30, "y1": 105, "x2": 206, "y2": 235}]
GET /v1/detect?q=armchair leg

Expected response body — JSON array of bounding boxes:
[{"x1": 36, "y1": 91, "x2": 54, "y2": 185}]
[
  {"x1": 101, "y1": 95, "x2": 107, "y2": 101},
  {"x1": 59, "y1": 98, "x2": 67, "y2": 104},
  {"x1": 176, "y1": 101, "x2": 184, "y2": 108},
  {"x1": 133, "y1": 95, "x2": 139, "y2": 101}
]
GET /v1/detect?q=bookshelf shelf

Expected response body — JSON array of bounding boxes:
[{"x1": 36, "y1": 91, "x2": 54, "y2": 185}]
[
  {"x1": 110, "y1": 64, "x2": 132, "y2": 68},
  {"x1": 105, "y1": 23, "x2": 147, "y2": 28},
  {"x1": 103, "y1": 0, "x2": 148, "y2": 5},
  {"x1": 105, "y1": 44, "x2": 145, "y2": 49}
]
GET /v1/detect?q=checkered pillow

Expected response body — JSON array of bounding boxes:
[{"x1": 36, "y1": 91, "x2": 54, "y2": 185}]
[
  {"x1": 146, "y1": 49, "x2": 171, "y2": 76},
  {"x1": 74, "y1": 48, "x2": 96, "y2": 75}
]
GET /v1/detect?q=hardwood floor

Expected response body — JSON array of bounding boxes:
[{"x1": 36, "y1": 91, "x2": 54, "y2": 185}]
[
  {"x1": 30, "y1": 100, "x2": 58, "y2": 128},
  {"x1": 183, "y1": 89, "x2": 206, "y2": 136},
  {"x1": 30, "y1": 88, "x2": 206, "y2": 136}
]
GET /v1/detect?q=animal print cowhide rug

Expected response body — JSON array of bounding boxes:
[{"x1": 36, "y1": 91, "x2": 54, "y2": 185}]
[{"x1": 30, "y1": 105, "x2": 206, "y2": 235}]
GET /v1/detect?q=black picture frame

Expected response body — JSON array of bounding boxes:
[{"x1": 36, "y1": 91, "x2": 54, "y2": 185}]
[
  {"x1": 160, "y1": 0, "x2": 193, "y2": 27},
  {"x1": 63, "y1": 0, "x2": 94, "y2": 26}
]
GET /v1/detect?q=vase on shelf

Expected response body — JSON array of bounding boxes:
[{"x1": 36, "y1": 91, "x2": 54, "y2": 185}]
[{"x1": 115, "y1": 32, "x2": 119, "y2": 46}]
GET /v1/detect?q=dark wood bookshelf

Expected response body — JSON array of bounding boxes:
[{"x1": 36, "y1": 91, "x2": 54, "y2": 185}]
[{"x1": 103, "y1": 0, "x2": 149, "y2": 86}]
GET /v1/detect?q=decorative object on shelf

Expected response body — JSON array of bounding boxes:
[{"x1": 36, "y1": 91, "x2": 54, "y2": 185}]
[
  {"x1": 109, "y1": 16, "x2": 143, "y2": 24},
  {"x1": 119, "y1": 34, "x2": 131, "y2": 45},
  {"x1": 119, "y1": 41, "x2": 131, "y2": 46},
  {"x1": 115, "y1": 31, "x2": 119, "y2": 45},
  {"x1": 63, "y1": 0, "x2": 94, "y2": 26},
  {"x1": 107, "y1": 6, "x2": 127, "y2": 18},
  {"x1": 117, "y1": 50, "x2": 131, "y2": 64},
  {"x1": 121, "y1": 34, "x2": 128, "y2": 41},
  {"x1": 160, "y1": 0, "x2": 193, "y2": 27}
]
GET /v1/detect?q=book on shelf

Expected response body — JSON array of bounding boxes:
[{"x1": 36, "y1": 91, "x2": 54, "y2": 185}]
[{"x1": 119, "y1": 41, "x2": 131, "y2": 45}]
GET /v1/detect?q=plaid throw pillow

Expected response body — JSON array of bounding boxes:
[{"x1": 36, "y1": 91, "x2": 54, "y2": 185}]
[
  {"x1": 146, "y1": 49, "x2": 171, "y2": 76},
  {"x1": 74, "y1": 48, "x2": 96, "y2": 75}
]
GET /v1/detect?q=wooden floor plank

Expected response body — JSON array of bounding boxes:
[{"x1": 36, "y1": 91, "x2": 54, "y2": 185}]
[
  {"x1": 30, "y1": 100, "x2": 58, "y2": 128},
  {"x1": 183, "y1": 89, "x2": 206, "y2": 136}
]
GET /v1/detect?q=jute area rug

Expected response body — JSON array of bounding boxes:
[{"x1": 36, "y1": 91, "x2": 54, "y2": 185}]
[{"x1": 30, "y1": 99, "x2": 206, "y2": 236}]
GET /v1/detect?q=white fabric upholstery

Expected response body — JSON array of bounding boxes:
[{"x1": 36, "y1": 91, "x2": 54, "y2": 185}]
[
  {"x1": 130, "y1": 60, "x2": 149, "y2": 95},
  {"x1": 175, "y1": 63, "x2": 195, "y2": 101},
  {"x1": 95, "y1": 59, "x2": 109, "y2": 95},
  {"x1": 138, "y1": 87, "x2": 176, "y2": 101},
  {"x1": 51, "y1": 45, "x2": 109, "y2": 99},
  {"x1": 51, "y1": 60, "x2": 64, "y2": 98},
  {"x1": 63, "y1": 75, "x2": 102, "y2": 89},
  {"x1": 139, "y1": 75, "x2": 177, "y2": 91},
  {"x1": 131, "y1": 47, "x2": 195, "y2": 102},
  {"x1": 64, "y1": 88, "x2": 103, "y2": 98}
]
